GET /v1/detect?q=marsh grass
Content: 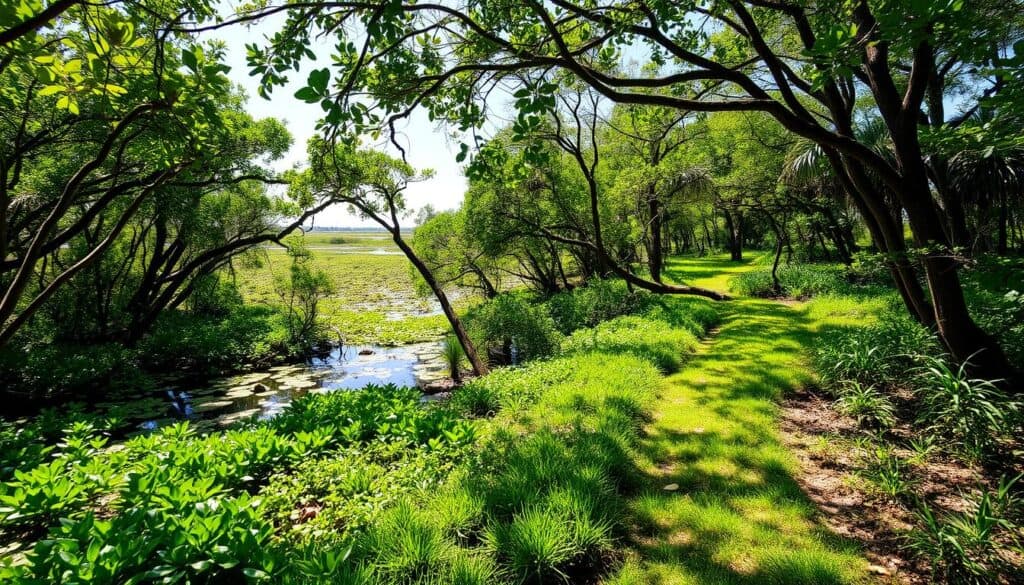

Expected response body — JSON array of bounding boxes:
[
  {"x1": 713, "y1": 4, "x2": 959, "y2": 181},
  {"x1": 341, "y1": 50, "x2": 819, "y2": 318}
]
[
  {"x1": 235, "y1": 235, "x2": 454, "y2": 345},
  {"x1": 442, "y1": 335, "x2": 465, "y2": 381}
]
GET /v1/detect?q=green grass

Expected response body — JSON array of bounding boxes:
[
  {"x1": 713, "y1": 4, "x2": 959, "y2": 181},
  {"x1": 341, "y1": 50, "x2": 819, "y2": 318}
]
[{"x1": 608, "y1": 253, "x2": 871, "y2": 584}]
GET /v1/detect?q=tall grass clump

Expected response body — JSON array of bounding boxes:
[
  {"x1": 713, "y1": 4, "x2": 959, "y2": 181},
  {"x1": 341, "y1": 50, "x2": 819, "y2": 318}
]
[
  {"x1": 913, "y1": 356, "x2": 1020, "y2": 461},
  {"x1": 814, "y1": 307, "x2": 939, "y2": 389},
  {"x1": 443, "y1": 334, "x2": 466, "y2": 382},
  {"x1": 906, "y1": 476, "x2": 1022, "y2": 585},
  {"x1": 446, "y1": 353, "x2": 661, "y2": 582},
  {"x1": 834, "y1": 381, "x2": 896, "y2": 429}
]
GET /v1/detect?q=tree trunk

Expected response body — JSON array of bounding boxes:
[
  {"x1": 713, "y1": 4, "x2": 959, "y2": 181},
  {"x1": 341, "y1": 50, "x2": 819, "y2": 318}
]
[
  {"x1": 767, "y1": 213, "x2": 785, "y2": 296},
  {"x1": 647, "y1": 191, "x2": 663, "y2": 282},
  {"x1": 900, "y1": 173, "x2": 1017, "y2": 384},
  {"x1": 393, "y1": 234, "x2": 489, "y2": 376},
  {"x1": 723, "y1": 209, "x2": 742, "y2": 261}
]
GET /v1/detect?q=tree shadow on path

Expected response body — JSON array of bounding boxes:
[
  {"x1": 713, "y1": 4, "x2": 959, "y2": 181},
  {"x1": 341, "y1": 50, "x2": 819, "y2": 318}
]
[{"x1": 609, "y1": 258, "x2": 874, "y2": 585}]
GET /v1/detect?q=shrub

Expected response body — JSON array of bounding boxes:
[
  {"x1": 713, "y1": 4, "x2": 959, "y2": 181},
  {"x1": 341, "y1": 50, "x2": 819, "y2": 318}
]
[
  {"x1": 140, "y1": 304, "x2": 289, "y2": 373},
  {"x1": 847, "y1": 251, "x2": 894, "y2": 286},
  {"x1": 0, "y1": 341, "x2": 140, "y2": 400},
  {"x1": 465, "y1": 293, "x2": 563, "y2": 363},
  {"x1": 731, "y1": 263, "x2": 849, "y2": 298},
  {"x1": 637, "y1": 295, "x2": 719, "y2": 333},
  {"x1": 913, "y1": 356, "x2": 1020, "y2": 461},
  {"x1": 448, "y1": 382, "x2": 500, "y2": 417},
  {"x1": 962, "y1": 262, "x2": 1024, "y2": 367},
  {"x1": 544, "y1": 279, "x2": 646, "y2": 334}
]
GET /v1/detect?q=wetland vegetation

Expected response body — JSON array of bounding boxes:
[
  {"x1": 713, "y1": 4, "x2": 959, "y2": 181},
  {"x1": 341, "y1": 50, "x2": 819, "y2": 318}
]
[{"x1": 2, "y1": 1, "x2": 1024, "y2": 584}]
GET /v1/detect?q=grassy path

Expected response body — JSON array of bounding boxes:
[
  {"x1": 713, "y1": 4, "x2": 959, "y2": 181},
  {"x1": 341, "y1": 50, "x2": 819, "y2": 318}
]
[{"x1": 610, "y1": 255, "x2": 871, "y2": 585}]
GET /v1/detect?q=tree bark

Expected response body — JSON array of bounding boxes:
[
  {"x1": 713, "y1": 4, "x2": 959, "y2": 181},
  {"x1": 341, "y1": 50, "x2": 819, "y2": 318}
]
[{"x1": 393, "y1": 235, "x2": 489, "y2": 376}]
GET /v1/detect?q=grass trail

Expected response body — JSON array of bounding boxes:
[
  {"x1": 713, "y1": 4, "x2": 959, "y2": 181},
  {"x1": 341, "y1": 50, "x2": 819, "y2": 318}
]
[{"x1": 610, "y1": 255, "x2": 872, "y2": 585}]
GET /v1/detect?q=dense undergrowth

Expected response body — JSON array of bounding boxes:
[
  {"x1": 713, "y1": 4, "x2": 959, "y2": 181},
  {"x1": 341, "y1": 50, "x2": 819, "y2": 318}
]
[
  {"x1": 0, "y1": 302, "x2": 322, "y2": 405},
  {"x1": 0, "y1": 280, "x2": 715, "y2": 584},
  {"x1": 463, "y1": 279, "x2": 717, "y2": 367}
]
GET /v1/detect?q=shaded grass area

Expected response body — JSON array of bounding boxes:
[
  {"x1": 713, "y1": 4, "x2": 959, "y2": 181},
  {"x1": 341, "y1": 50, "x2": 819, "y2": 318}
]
[{"x1": 608, "y1": 254, "x2": 873, "y2": 584}]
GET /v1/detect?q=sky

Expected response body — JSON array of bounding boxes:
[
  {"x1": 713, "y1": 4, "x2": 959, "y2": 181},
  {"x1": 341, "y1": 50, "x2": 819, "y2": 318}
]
[{"x1": 205, "y1": 9, "x2": 474, "y2": 227}]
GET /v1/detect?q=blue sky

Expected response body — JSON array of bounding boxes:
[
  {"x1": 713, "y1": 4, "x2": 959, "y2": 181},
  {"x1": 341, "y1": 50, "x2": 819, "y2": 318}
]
[{"x1": 206, "y1": 12, "x2": 472, "y2": 227}]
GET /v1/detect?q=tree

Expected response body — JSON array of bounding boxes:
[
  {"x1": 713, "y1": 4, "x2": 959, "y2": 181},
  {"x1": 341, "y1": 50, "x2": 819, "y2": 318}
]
[
  {"x1": 0, "y1": 1, "x2": 233, "y2": 346},
  {"x1": 410, "y1": 209, "x2": 500, "y2": 299},
  {"x1": 601, "y1": 102, "x2": 713, "y2": 279},
  {"x1": 291, "y1": 140, "x2": 490, "y2": 376},
  {"x1": 276, "y1": 241, "x2": 333, "y2": 351}
]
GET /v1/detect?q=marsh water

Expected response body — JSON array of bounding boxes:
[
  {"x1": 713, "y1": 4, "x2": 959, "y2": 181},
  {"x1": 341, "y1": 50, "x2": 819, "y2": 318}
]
[{"x1": 95, "y1": 341, "x2": 448, "y2": 434}]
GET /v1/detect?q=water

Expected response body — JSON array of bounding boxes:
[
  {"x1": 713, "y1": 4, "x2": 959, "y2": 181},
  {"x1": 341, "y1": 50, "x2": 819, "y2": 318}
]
[{"x1": 116, "y1": 342, "x2": 446, "y2": 434}]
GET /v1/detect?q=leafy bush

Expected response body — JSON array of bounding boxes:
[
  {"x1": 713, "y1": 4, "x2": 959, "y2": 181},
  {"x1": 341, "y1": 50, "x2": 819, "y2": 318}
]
[
  {"x1": 0, "y1": 341, "x2": 140, "y2": 400},
  {"x1": 140, "y1": 304, "x2": 290, "y2": 373},
  {"x1": 561, "y1": 315, "x2": 699, "y2": 373},
  {"x1": 544, "y1": 279, "x2": 646, "y2": 334},
  {"x1": 465, "y1": 293, "x2": 563, "y2": 363},
  {"x1": 962, "y1": 258, "x2": 1024, "y2": 367},
  {"x1": 906, "y1": 476, "x2": 1022, "y2": 585},
  {"x1": 847, "y1": 251, "x2": 894, "y2": 286},
  {"x1": 913, "y1": 356, "x2": 1020, "y2": 461}
]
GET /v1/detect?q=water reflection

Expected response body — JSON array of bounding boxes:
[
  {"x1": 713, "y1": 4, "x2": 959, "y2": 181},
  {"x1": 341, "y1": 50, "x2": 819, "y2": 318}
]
[{"x1": 130, "y1": 341, "x2": 445, "y2": 433}]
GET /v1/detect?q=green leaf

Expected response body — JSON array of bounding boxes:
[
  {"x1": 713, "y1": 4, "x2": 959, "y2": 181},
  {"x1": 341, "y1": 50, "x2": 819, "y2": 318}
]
[
  {"x1": 294, "y1": 87, "x2": 319, "y2": 103},
  {"x1": 308, "y1": 68, "x2": 329, "y2": 93},
  {"x1": 182, "y1": 48, "x2": 198, "y2": 72},
  {"x1": 37, "y1": 85, "x2": 64, "y2": 97}
]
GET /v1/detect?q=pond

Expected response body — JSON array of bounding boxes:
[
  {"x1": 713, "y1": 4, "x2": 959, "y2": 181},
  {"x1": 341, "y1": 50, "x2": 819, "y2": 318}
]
[{"x1": 98, "y1": 342, "x2": 448, "y2": 434}]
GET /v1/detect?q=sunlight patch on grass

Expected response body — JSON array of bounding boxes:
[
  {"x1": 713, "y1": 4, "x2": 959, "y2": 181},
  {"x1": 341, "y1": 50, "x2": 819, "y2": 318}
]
[{"x1": 610, "y1": 254, "x2": 869, "y2": 584}]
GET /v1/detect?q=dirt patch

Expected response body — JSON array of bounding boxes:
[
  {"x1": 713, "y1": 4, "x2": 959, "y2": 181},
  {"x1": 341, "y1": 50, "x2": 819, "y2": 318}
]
[{"x1": 778, "y1": 387, "x2": 1021, "y2": 584}]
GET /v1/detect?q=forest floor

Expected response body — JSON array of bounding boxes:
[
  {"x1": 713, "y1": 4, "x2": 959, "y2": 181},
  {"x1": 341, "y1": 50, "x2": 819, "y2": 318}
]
[{"x1": 609, "y1": 254, "x2": 886, "y2": 585}]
